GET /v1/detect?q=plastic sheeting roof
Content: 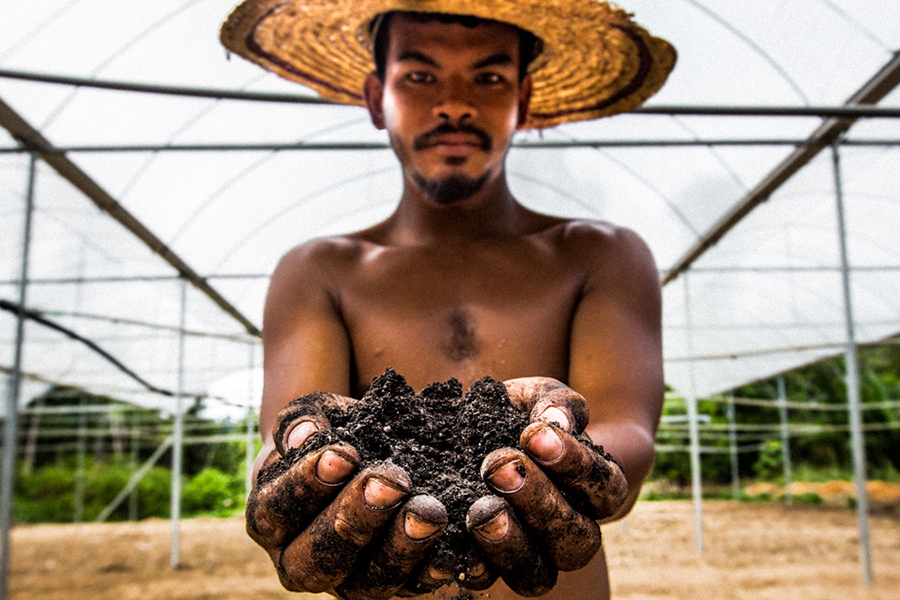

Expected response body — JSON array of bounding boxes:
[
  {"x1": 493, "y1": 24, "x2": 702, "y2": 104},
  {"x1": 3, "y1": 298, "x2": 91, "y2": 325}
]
[{"x1": 2, "y1": 0, "x2": 900, "y2": 415}]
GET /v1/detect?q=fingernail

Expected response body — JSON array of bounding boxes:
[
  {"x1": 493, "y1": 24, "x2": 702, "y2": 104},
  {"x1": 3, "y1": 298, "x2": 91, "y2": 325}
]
[
  {"x1": 537, "y1": 406, "x2": 571, "y2": 432},
  {"x1": 428, "y1": 566, "x2": 453, "y2": 581},
  {"x1": 364, "y1": 477, "x2": 406, "y2": 509},
  {"x1": 316, "y1": 450, "x2": 356, "y2": 484},
  {"x1": 486, "y1": 460, "x2": 525, "y2": 494},
  {"x1": 467, "y1": 562, "x2": 486, "y2": 577},
  {"x1": 286, "y1": 420, "x2": 319, "y2": 449},
  {"x1": 404, "y1": 512, "x2": 441, "y2": 540},
  {"x1": 526, "y1": 424, "x2": 565, "y2": 464},
  {"x1": 474, "y1": 510, "x2": 509, "y2": 541}
]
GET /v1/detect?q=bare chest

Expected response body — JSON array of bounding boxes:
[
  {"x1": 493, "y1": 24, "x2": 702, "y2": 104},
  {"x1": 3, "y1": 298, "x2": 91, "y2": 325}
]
[{"x1": 336, "y1": 244, "x2": 585, "y2": 394}]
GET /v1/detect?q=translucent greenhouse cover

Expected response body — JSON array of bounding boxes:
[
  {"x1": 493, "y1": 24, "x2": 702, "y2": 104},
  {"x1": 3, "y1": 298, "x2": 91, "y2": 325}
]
[{"x1": 2, "y1": 0, "x2": 900, "y2": 417}]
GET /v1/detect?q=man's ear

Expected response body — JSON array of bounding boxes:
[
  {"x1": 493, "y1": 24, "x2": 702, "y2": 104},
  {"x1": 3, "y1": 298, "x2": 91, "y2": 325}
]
[
  {"x1": 364, "y1": 72, "x2": 386, "y2": 130},
  {"x1": 516, "y1": 74, "x2": 533, "y2": 130}
]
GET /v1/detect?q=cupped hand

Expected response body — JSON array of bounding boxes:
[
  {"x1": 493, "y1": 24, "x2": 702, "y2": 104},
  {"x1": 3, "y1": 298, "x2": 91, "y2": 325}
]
[
  {"x1": 246, "y1": 393, "x2": 450, "y2": 599},
  {"x1": 464, "y1": 377, "x2": 628, "y2": 596}
]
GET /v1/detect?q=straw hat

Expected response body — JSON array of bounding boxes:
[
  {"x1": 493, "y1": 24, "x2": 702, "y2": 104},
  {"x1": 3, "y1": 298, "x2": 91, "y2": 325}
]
[{"x1": 220, "y1": 0, "x2": 676, "y2": 129}]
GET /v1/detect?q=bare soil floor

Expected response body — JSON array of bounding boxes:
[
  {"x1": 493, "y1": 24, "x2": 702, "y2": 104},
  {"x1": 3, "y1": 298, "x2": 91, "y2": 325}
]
[{"x1": 8, "y1": 500, "x2": 900, "y2": 600}]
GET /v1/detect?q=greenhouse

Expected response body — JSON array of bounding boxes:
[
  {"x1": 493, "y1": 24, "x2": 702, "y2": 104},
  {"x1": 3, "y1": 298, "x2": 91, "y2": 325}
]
[{"x1": 2, "y1": 1, "x2": 900, "y2": 598}]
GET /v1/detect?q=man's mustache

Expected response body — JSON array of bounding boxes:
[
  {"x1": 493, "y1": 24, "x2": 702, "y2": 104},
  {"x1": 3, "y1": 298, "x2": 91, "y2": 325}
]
[{"x1": 413, "y1": 123, "x2": 492, "y2": 152}]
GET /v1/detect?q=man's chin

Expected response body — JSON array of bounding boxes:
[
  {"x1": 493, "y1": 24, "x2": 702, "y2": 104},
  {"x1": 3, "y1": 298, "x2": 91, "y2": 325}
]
[{"x1": 412, "y1": 171, "x2": 491, "y2": 205}]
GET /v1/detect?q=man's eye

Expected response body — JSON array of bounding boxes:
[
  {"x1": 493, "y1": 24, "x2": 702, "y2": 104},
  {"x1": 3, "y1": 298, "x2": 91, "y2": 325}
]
[
  {"x1": 476, "y1": 73, "x2": 505, "y2": 85},
  {"x1": 407, "y1": 72, "x2": 435, "y2": 84}
]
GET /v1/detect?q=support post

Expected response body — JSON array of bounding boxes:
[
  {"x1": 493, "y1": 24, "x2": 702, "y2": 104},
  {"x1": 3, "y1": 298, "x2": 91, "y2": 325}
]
[
  {"x1": 1, "y1": 154, "x2": 37, "y2": 600},
  {"x1": 170, "y1": 278, "x2": 188, "y2": 569},
  {"x1": 74, "y1": 396, "x2": 87, "y2": 522},
  {"x1": 777, "y1": 377, "x2": 793, "y2": 504},
  {"x1": 831, "y1": 142, "x2": 873, "y2": 585},
  {"x1": 129, "y1": 412, "x2": 139, "y2": 521},
  {"x1": 682, "y1": 272, "x2": 704, "y2": 554},
  {"x1": 727, "y1": 396, "x2": 740, "y2": 500},
  {"x1": 245, "y1": 343, "x2": 257, "y2": 499}
]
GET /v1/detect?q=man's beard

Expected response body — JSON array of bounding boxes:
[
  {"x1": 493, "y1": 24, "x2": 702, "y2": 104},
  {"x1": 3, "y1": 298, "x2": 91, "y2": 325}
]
[
  {"x1": 405, "y1": 122, "x2": 494, "y2": 204},
  {"x1": 411, "y1": 170, "x2": 491, "y2": 205}
]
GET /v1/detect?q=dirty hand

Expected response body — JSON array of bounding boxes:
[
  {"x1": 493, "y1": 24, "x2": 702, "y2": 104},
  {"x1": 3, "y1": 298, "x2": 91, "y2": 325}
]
[
  {"x1": 464, "y1": 377, "x2": 628, "y2": 597},
  {"x1": 245, "y1": 393, "x2": 449, "y2": 600}
]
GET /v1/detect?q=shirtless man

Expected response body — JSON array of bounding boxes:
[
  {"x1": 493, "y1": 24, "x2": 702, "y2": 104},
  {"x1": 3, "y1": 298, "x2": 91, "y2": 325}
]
[{"x1": 220, "y1": 1, "x2": 675, "y2": 598}]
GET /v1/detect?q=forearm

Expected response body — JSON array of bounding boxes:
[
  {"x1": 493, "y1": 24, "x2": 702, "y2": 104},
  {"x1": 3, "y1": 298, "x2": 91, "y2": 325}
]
[{"x1": 584, "y1": 420, "x2": 656, "y2": 524}]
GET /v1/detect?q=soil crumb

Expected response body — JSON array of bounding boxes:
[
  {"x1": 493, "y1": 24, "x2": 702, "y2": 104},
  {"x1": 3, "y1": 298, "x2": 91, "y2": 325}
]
[{"x1": 298, "y1": 368, "x2": 528, "y2": 577}]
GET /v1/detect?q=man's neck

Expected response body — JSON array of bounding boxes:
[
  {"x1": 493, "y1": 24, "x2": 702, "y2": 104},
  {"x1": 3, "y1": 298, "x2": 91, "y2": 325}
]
[{"x1": 386, "y1": 172, "x2": 527, "y2": 245}]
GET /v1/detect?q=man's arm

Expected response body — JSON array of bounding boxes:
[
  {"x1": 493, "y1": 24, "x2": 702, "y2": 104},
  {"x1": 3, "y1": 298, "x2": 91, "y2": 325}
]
[
  {"x1": 247, "y1": 239, "x2": 356, "y2": 484},
  {"x1": 565, "y1": 222, "x2": 664, "y2": 522},
  {"x1": 248, "y1": 240, "x2": 448, "y2": 598},
  {"x1": 463, "y1": 222, "x2": 662, "y2": 595},
  {"x1": 260, "y1": 241, "x2": 354, "y2": 445}
]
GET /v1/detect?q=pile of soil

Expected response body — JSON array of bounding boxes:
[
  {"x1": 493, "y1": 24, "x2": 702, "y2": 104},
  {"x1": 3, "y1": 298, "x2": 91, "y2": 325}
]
[{"x1": 299, "y1": 368, "x2": 529, "y2": 579}]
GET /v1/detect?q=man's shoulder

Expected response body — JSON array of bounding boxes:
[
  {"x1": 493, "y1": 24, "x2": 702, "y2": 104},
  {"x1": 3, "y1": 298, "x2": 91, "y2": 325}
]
[
  {"x1": 546, "y1": 218, "x2": 658, "y2": 288},
  {"x1": 279, "y1": 233, "x2": 374, "y2": 268},
  {"x1": 550, "y1": 218, "x2": 650, "y2": 259},
  {"x1": 270, "y1": 234, "x2": 378, "y2": 288}
]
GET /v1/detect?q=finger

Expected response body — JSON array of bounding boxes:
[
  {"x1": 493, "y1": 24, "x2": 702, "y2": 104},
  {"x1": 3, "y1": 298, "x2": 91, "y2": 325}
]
[
  {"x1": 279, "y1": 462, "x2": 412, "y2": 593},
  {"x1": 455, "y1": 558, "x2": 494, "y2": 591},
  {"x1": 395, "y1": 531, "x2": 494, "y2": 596},
  {"x1": 274, "y1": 393, "x2": 354, "y2": 456},
  {"x1": 246, "y1": 441, "x2": 360, "y2": 550},
  {"x1": 336, "y1": 495, "x2": 448, "y2": 600},
  {"x1": 503, "y1": 377, "x2": 565, "y2": 411},
  {"x1": 521, "y1": 422, "x2": 628, "y2": 519},
  {"x1": 400, "y1": 561, "x2": 456, "y2": 597},
  {"x1": 503, "y1": 378, "x2": 589, "y2": 434},
  {"x1": 482, "y1": 448, "x2": 601, "y2": 571},
  {"x1": 466, "y1": 495, "x2": 556, "y2": 597}
]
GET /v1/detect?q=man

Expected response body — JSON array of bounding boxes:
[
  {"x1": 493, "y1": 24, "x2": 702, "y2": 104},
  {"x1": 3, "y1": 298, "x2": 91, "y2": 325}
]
[{"x1": 221, "y1": 1, "x2": 675, "y2": 598}]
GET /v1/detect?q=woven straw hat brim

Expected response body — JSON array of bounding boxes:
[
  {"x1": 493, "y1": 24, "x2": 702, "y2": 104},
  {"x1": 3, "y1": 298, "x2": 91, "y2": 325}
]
[{"x1": 220, "y1": 0, "x2": 676, "y2": 129}]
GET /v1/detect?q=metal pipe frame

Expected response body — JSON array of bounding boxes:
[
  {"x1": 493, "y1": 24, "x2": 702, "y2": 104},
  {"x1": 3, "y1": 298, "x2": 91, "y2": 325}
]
[
  {"x1": 170, "y1": 278, "x2": 187, "y2": 568},
  {"x1": 0, "y1": 273, "x2": 269, "y2": 285},
  {"x1": 0, "y1": 154, "x2": 37, "y2": 600},
  {"x1": 0, "y1": 97, "x2": 260, "y2": 339},
  {"x1": 682, "y1": 273, "x2": 705, "y2": 555},
  {"x1": 2, "y1": 67, "x2": 900, "y2": 118},
  {"x1": 831, "y1": 142, "x2": 874, "y2": 585},
  {"x1": 1, "y1": 138, "x2": 899, "y2": 154},
  {"x1": 663, "y1": 52, "x2": 900, "y2": 286},
  {"x1": 777, "y1": 377, "x2": 794, "y2": 505}
]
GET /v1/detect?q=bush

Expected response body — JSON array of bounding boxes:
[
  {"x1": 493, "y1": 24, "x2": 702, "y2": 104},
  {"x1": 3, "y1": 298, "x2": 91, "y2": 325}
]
[
  {"x1": 182, "y1": 468, "x2": 243, "y2": 516},
  {"x1": 794, "y1": 492, "x2": 825, "y2": 505},
  {"x1": 14, "y1": 464, "x2": 77, "y2": 522},
  {"x1": 641, "y1": 490, "x2": 691, "y2": 501},
  {"x1": 753, "y1": 440, "x2": 784, "y2": 481},
  {"x1": 13, "y1": 458, "x2": 247, "y2": 523},
  {"x1": 136, "y1": 466, "x2": 172, "y2": 519}
]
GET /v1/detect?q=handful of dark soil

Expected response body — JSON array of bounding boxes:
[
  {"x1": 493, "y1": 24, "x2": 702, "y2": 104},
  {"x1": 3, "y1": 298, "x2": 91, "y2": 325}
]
[{"x1": 299, "y1": 368, "x2": 528, "y2": 578}]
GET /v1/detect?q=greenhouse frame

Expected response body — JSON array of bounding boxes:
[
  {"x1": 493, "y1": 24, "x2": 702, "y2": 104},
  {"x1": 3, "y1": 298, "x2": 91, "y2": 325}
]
[{"x1": 2, "y1": 1, "x2": 900, "y2": 597}]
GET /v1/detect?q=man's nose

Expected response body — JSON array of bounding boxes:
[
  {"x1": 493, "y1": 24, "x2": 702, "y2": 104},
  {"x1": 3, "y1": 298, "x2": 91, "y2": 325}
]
[{"x1": 433, "y1": 78, "x2": 477, "y2": 123}]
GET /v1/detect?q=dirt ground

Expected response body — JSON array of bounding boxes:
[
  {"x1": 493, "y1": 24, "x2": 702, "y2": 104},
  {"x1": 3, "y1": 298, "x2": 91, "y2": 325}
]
[{"x1": 7, "y1": 500, "x2": 900, "y2": 600}]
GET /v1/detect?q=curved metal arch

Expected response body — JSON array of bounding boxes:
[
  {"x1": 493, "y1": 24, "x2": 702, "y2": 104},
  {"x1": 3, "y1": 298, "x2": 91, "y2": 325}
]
[
  {"x1": 209, "y1": 164, "x2": 399, "y2": 273},
  {"x1": 168, "y1": 116, "x2": 372, "y2": 245},
  {"x1": 39, "y1": 0, "x2": 207, "y2": 131},
  {"x1": 681, "y1": 0, "x2": 811, "y2": 104}
]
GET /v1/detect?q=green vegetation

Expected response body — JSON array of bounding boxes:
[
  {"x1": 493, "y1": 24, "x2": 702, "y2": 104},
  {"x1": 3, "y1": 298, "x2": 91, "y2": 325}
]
[
  {"x1": 8, "y1": 387, "x2": 255, "y2": 523},
  {"x1": 13, "y1": 458, "x2": 247, "y2": 522},
  {"x1": 650, "y1": 345, "x2": 900, "y2": 489}
]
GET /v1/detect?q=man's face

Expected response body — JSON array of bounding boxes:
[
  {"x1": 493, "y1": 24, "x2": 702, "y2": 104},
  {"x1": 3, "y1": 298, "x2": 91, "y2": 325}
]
[{"x1": 364, "y1": 15, "x2": 532, "y2": 205}]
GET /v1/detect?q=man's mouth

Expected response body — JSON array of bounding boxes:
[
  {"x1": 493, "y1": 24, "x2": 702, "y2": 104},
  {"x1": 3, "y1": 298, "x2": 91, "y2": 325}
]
[
  {"x1": 413, "y1": 125, "x2": 492, "y2": 154},
  {"x1": 429, "y1": 133, "x2": 483, "y2": 148}
]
